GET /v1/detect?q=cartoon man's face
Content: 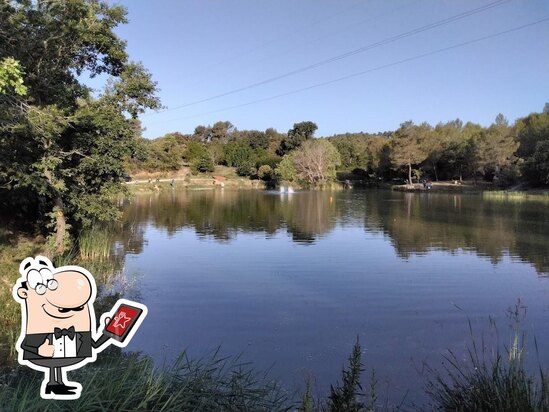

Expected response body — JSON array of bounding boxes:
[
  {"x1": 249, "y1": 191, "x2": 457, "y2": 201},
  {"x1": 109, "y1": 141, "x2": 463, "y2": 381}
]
[{"x1": 17, "y1": 269, "x2": 93, "y2": 334}]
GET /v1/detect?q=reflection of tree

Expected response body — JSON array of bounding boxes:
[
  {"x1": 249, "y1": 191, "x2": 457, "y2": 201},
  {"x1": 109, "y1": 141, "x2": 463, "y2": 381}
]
[
  {"x1": 363, "y1": 192, "x2": 549, "y2": 274},
  {"x1": 116, "y1": 190, "x2": 338, "y2": 245},
  {"x1": 281, "y1": 192, "x2": 337, "y2": 244},
  {"x1": 109, "y1": 189, "x2": 548, "y2": 275}
]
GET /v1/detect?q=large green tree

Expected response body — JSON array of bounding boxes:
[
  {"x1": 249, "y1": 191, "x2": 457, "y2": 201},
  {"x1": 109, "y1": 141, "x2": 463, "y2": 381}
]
[
  {"x1": 0, "y1": 0, "x2": 161, "y2": 254},
  {"x1": 514, "y1": 108, "x2": 549, "y2": 186},
  {"x1": 390, "y1": 121, "x2": 430, "y2": 185},
  {"x1": 469, "y1": 115, "x2": 518, "y2": 184},
  {"x1": 278, "y1": 121, "x2": 318, "y2": 156}
]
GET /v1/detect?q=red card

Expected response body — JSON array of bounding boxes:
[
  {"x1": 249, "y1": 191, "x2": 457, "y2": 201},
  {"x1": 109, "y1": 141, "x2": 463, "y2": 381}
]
[{"x1": 106, "y1": 305, "x2": 140, "y2": 337}]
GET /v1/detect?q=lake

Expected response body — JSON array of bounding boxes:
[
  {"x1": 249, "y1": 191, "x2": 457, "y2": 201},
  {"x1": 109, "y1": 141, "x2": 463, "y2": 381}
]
[{"x1": 111, "y1": 188, "x2": 549, "y2": 405}]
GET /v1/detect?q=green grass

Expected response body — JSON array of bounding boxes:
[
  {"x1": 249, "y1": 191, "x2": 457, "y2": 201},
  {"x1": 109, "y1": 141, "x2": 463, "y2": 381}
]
[
  {"x1": 0, "y1": 230, "x2": 124, "y2": 364},
  {"x1": 483, "y1": 190, "x2": 549, "y2": 203},
  {"x1": 0, "y1": 349, "x2": 292, "y2": 412},
  {"x1": 0, "y1": 231, "x2": 44, "y2": 362},
  {"x1": 78, "y1": 227, "x2": 113, "y2": 261}
]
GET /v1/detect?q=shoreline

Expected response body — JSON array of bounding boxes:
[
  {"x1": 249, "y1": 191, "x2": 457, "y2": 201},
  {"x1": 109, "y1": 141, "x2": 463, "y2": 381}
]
[{"x1": 126, "y1": 176, "x2": 549, "y2": 198}]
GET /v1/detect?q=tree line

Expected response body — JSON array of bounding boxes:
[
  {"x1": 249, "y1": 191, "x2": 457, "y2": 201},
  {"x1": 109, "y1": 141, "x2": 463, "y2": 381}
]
[
  {"x1": 1, "y1": 0, "x2": 547, "y2": 258},
  {"x1": 134, "y1": 107, "x2": 549, "y2": 188}
]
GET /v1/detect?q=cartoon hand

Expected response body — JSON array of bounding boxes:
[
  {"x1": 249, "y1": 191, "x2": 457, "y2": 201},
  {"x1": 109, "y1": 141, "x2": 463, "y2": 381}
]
[
  {"x1": 38, "y1": 338, "x2": 55, "y2": 357},
  {"x1": 105, "y1": 317, "x2": 111, "y2": 327}
]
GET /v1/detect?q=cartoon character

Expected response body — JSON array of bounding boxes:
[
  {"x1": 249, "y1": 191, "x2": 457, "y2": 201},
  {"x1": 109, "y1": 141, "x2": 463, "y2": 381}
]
[{"x1": 12, "y1": 256, "x2": 147, "y2": 400}]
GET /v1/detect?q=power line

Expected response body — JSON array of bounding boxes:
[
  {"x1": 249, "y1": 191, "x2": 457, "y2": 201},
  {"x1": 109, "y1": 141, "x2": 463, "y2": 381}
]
[
  {"x1": 146, "y1": 0, "x2": 510, "y2": 117},
  {"x1": 182, "y1": 0, "x2": 420, "y2": 93},
  {"x1": 178, "y1": 0, "x2": 368, "y2": 83},
  {"x1": 148, "y1": 18, "x2": 549, "y2": 125}
]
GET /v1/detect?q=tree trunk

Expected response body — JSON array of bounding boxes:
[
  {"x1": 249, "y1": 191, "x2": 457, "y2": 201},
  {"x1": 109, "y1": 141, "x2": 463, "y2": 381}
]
[
  {"x1": 459, "y1": 164, "x2": 463, "y2": 183},
  {"x1": 408, "y1": 163, "x2": 413, "y2": 186},
  {"x1": 53, "y1": 196, "x2": 66, "y2": 255},
  {"x1": 433, "y1": 163, "x2": 438, "y2": 181}
]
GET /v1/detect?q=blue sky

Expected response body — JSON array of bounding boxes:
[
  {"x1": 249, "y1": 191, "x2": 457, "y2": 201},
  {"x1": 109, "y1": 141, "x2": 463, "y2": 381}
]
[{"x1": 98, "y1": 0, "x2": 549, "y2": 138}]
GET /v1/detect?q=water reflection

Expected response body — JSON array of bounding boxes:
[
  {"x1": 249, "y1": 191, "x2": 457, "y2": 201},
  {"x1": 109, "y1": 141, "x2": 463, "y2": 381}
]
[{"x1": 116, "y1": 189, "x2": 548, "y2": 275}]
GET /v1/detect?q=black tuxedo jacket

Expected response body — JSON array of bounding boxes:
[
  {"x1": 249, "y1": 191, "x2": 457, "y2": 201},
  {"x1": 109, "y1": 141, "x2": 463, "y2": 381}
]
[{"x1": 21, "y1": 331, "x2": 96, "y2": 360}]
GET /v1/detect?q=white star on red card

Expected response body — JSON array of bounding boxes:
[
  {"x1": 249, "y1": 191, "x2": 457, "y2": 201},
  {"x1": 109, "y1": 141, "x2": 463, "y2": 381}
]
[{"x1": 113, "y1": 311, "x2": 131, "y2": 329}]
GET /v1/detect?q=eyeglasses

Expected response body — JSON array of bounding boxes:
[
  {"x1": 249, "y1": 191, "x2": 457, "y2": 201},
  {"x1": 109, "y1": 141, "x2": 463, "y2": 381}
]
[{"x1": 35, "y1": 279, "x2": 58, "y2": 295}]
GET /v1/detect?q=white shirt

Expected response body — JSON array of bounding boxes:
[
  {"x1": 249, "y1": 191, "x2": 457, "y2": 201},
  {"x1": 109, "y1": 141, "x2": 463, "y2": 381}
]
[{"x1": 52, "y1": 334, "x2": 77, "y2": 358}]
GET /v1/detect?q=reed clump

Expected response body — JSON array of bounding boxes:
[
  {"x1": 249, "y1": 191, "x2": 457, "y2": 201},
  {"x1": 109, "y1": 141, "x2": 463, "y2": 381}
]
[
  {"x1": 425, "y1": 302, "x2": 549, "y2": 412},
  {"x1": 78, "y1": 227, "x2": 113, "y2": 261}
]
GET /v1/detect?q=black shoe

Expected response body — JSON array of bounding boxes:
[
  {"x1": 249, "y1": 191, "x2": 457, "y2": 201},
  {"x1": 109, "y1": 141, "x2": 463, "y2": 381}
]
[{"x1": 45, "y1": 384, "x2": 75, "y2": 395}]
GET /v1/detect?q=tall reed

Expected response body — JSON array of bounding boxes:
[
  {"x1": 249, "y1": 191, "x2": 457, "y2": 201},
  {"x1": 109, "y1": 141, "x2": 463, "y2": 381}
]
[
  {"x1": 0, "y1": 348, "x2": 292, "y2": 411},
  {"x1": 425, "y1": 302, "x2": 549, "y2": 411},
  {"x1": 78, "y1": 227, "x2": 113, "y2": 261}
]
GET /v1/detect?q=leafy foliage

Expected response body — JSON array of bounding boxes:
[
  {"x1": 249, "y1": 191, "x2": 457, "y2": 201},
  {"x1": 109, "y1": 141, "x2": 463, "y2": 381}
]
[
  {"x1": 275, "y1": 154, "x2": 297, "y2": 182},
  {"x1": 0, "y1": 57, "x2": 27, "y2": 95},
  {"x1": 278, "y1": 121, "x2": 318, "y2": 155},
  {"x1": 0, "y1": 0, "x2": 161, "y2": 254},
  {"x1": 390, "y1": 121, "x2": 430, "y2": 185}
]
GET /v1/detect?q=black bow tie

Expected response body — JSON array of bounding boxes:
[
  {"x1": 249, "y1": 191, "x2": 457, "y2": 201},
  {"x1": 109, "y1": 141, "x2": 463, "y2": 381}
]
[{"x1": 54, "y1": 326, "x2": 75, "y2": 340}]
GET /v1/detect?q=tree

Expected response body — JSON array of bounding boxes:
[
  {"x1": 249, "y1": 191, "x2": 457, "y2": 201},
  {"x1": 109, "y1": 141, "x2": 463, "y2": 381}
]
[
  {"x1": 193, "y1": 125, "x2": 211, "y2": 142},
  {"x1": 225, "y1": 139, "x2": 256, "y2": 176},
  {"x1": 290, "y1": 139, "x2": 341, "y2": 187},
  {"x1": 145, "y1": 133, "x2": 185, "y2": 171},
  {"x1": 278, "y1": 121, "x2": 318, "y2": 155},
  {"x1": 247, "y1": 130, "x2": 269, "y2": 150},
  {"x1": 0, "y1": 57, "x2": 27, "y2": 95},
  {"x1": 515, "y1": 111, "x2": 549, "y2": 160},
  {"x1": 471, "y1": 119, "x2": 518, "y2": 183},
  {"x1": 332, "y1": 138, "x2": 361, "y2": 170},
  {"x1": 390, "y1": 121, "x2": 430, "y2": 185},
  {"x1": 427, "y1": 120, "x2": 462, "y2": 181},
  {"x1": 211, "y1": 121, "x2": 234, "y2": 143},
  {"x1": 265, "y1": 127, "x2": 285, "y2": 154},
  {"x1": 191, "y1": 151, "x2": 215, "y2": 174},
  {"x1": 0, "y1": 0, "x2": 161, "y2": 255},
  {"x1": 495, "y1": 113, "x2": 509, "y2": 127},
  {"x1": 192, "y1": 121, "x2": 234, "y2": 143},
  {"x1": 257, "y1": 165, "x2": 273, "y2": 181},
  {"x1": 275, "y1": 153, "x2": 297, "y2": 182},
  {"x1": 522, "y1": 140, "x2": 549, "y2": 185}
]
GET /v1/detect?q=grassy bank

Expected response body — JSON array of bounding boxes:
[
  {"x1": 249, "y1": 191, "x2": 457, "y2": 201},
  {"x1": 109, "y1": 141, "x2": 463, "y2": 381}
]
[
  {"x1": 0, "y1": 230, "x2": 45, "y2": 361},
  {"x1": 2, "y1": 326, "x2": 549, "y2": 411},
  {"x1": 0, "y1": 349, "x2": 291, "y2": 412},
  {"x1": 127, "y1": 165, "x2": 267, "y2": 193}
]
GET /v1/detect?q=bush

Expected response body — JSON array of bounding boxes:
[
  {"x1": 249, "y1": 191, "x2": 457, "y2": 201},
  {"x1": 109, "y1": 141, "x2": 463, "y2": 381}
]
[
  {"x1": 191, "y1": 152, "x2": 215, "y2": 174},
  {"x1": 258, "y1": 165, "x2": 273, "y2": 181}
]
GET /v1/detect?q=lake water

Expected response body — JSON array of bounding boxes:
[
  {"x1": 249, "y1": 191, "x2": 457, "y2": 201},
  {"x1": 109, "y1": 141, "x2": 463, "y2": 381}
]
[{"x1": 113, "y1": 188, "x2": 549, "y2": 405}]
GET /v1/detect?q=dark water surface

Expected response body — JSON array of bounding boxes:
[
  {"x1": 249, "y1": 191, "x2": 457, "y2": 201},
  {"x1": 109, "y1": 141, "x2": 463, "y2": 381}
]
[{"x1": 116, "y1": 189, "x2": 549, "y2": 405}]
